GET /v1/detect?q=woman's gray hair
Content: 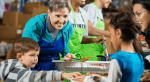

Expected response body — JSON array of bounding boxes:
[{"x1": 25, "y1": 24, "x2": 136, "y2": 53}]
[{"x1": 48, "y1": 0, "x2": 71, "y2": 12}]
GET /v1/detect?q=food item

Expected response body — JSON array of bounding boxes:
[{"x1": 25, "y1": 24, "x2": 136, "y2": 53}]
[
  {"x1": 74, "y1": 73, "x2": 82, "y2": 78},
  {"x1": 77, "y1": 73, "x2": 81, "y2": 76},
  {"x1": 80, "y1": 56, "x2": 92, "y2": 62},
  {"x1": 85, "y1": 72, "x2": 95, "y2": 76},
  {"x1": 98, "y1": 73, "x2": 108, "y2": 76}
]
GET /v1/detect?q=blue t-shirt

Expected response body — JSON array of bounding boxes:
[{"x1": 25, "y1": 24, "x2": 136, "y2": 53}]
[
  {"x1": 111, "y1": 51, "x2": 144, "y2": 82},
  {"x1": 22, "y1": 14, "x2": 74, "y2": 56}
]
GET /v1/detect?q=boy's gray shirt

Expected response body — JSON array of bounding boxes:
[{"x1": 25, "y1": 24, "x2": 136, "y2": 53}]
[{"x1": 0, "y1": 59, "x2": 63, "y2": 82}]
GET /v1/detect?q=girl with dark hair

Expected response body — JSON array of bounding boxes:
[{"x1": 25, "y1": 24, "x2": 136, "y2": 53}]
[
  {"x1": 133, "y1": 0, "x2": 150, "y2": 81},
  {"x1": 76, "y1": 12, "x2": 144, "y2": 82}
]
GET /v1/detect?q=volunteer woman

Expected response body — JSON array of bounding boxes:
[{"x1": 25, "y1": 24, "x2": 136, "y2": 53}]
[
  {"x1": 22, "y1": 0, "x2": 75, "y2": 71},
  {"x1": 132, "y1": 0, "x2": 150, "y2": 81},
  {"x1": 68, "y1": 0, "x2": 105, "y2": 60},
  {"x1": 79, "y1": 0, "x2": 112, "y2": 61}
]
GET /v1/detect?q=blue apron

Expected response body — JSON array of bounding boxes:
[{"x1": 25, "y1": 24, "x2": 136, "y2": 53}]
[{"x1": 31, "y1": 22, "x2": 64, "y2": 71}]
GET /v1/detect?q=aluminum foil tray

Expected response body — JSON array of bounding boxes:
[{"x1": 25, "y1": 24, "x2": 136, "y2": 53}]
[{"x1": 52, "y1": 60, "x2": 110, "y2": 73}]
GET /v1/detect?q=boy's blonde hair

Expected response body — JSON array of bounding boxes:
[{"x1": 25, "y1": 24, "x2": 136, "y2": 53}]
[{"x1": 14, "y1": 38, "x2": 40, "y2": 55}]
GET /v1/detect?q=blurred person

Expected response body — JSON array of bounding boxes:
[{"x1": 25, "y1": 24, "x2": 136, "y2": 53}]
[
  {"x1": 78, "y1": 0, "x2": 112, "y2": 61},
  {"x1": 133, "y1": 0, "x2": 150, "y2": 81},
  {"x1": 68, "y1": 0, "x2": 106, "y2": 60}
]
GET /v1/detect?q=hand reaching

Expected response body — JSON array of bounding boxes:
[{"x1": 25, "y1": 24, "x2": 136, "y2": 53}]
[
  {"x1": 61, "y1": 72, "x2": 82, "y2": 79},
  {"x1": 64, "y1": 53, "x2": 75, "y2": 61}
]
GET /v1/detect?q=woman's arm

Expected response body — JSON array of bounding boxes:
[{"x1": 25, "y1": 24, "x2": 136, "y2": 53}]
[
  {"x1": 22, "y1": 24, "x2": 41, "y2": 43},
  {"x1": 61, "y1": 21, "x2": 74, "y2": 56},
  {"x1": 81, "y1": 36, "x2": 106, "y2": 44},
  {"x1": 88, "y1": 21, "x2": 110, "y2": 37}
]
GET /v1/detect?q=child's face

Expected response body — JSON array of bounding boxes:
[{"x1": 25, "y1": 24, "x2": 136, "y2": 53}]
[
  {"x1": 20, "y1": 50, "x2": 39, "y2": 68},
  {"x1": 109, "y1": 25, "x2": 121, "y2": 51}
]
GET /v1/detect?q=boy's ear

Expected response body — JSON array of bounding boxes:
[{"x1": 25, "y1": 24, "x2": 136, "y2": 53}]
[{"x1": 17, "y1": 53, "x2": 22, "y2": 60}]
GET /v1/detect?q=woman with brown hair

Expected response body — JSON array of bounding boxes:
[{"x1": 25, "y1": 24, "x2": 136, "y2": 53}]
[
  {"x1": 132, "y1": 0, "x2": 150, "y2": 81},
  {"x1": 22, "y1": 0, "x2": 75, "y2": 71}
]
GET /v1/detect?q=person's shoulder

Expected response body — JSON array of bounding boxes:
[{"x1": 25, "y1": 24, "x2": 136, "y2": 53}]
[
  {"x1": 79, "y1": 7, "x2": 88, "y2": 18},
  {"x1": 63, "y1": 20, "x2": 73, "y2": 31},
  {"x1": 83, "y1": 3, "x2": 95, "y2": 10},
  {"x1": 84, "y1": 3, "x2": 95, "y2": 8},
  {"x1": 111, "y1": 51, "x2": 129, "y2": 59},
  {"x1": 79, "y1": 7, "x2": 87, "y2": 14},
  {"x1": 89, "y1": 3, "x2": 95, "y2": 7},
  {"x1": 26, "y1": 14, "x2": 48, "y2": 28},
  {"x1": 68, "y1": 11, "x2": 73, "y2": 18},
  {"x1": 0, "y1": 59, "x2": 17, "y2": 64},
  {"x1": 0, "y1": 59, "x2": 23, "y2": 70}
]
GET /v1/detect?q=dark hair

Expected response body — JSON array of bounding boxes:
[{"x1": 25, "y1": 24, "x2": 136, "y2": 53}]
[
  {"x1": 132, "y1": 0, "x2": 150, "y2": 48},
  {"x1": 132, "y1": 0, "x2": 150, "y2": 12},
  {"x1": 14, "y1": 38, "x2": 40, "y2": 55},
  {"x1": 48, "y1": 0, "x2": 71, "y2": 12},
  {"x1": 109, "y1": 12, "x2": 144, "y2": 56}
]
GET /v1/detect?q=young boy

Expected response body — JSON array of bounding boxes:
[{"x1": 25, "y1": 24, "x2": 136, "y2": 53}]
[{"x1": 0, "y1": 37, "x2": 81, "y2": 82}]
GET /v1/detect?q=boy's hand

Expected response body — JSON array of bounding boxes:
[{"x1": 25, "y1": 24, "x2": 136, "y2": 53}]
[
  {"x1": 64, "y1": 53, "x2": 75, "y2": 61},
  {"x1": 61, "y1": 72, "x2": 82, "y2": 79}
]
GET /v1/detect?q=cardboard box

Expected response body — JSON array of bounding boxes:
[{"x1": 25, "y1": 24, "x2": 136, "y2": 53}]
[
  {"x1": 24, "y1": 5, "x2": 35, "y2": 13},
  {"x1": 0, "y1": 25, "x2": 16, "y2": 39},
  {"x1": 105, "y1": 24, "x2": 109, "y2": 31},
  {"x1": 26, "y1": 2, "x2": 41, "y2": 8},
  {"x1": 19, "y1": 13, "x2": 33, "y2": 28},
  {"x1": 32, "y1": 7, "x2": 41, "y2": 16},
  {"x1": 39, "y1": 6, "x2": 48, "y2": 14},
  {"x1": 2, "y1": 11, "x2": 21, "y2": 25},
  {"x1": 6, "y1": 50, "x2": 16, "y2": 60},
  {"x1": 24, "y1": 2, "x2": 48, "y2": 14},
  {"x1": 24, "y1": 2, "x2": 41, "y2": 13},
  {"x1": 0, "y1": 25, "x2": 23, "y2": 39},
  {"x1": 104, "y1": 18, "x2": 110, "y2": 24},
  {"x1": 10, "y1": 2, "x2": 21, "y2": 11}
]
